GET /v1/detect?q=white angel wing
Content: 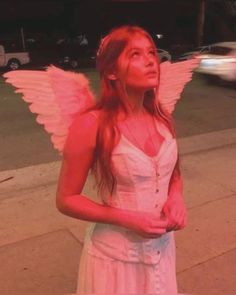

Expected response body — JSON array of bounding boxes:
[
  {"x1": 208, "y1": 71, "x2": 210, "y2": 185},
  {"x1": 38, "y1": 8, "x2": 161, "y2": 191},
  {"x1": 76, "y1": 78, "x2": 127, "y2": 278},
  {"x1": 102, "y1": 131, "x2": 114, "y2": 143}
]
[
  {"x1": 158, "y1": 58, "x2": 200, "y2": 114},
  {"x1": 3, "y1": 65, "x2": 95, "y2": 153}
]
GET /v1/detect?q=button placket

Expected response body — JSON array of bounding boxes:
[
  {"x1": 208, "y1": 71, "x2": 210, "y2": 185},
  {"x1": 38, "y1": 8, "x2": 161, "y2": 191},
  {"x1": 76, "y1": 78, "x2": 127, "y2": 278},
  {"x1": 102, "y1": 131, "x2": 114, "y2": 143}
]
[
  {"x1": 153, "y1": 159, "x2": 160, "y2": 209},
  {"x1": 152, "y1": 159, "x2": 160, "y2": 193},
  {"x1": 154, "y1": 264, "x2": 161, "y2": 294}
]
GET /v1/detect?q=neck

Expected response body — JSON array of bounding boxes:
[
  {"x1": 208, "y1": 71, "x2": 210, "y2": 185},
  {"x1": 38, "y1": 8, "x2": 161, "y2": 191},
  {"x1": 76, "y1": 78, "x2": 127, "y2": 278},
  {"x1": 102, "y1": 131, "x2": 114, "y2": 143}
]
[{"x1": 124, "y1": 87, "x2": 145, "y2": 116}]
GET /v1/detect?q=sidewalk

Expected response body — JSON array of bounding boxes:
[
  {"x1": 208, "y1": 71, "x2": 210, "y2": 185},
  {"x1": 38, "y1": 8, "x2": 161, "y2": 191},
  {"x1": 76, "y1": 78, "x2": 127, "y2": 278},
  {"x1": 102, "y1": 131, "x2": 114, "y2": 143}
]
[{"x1": 0, "y1": 128, "x2": 236, "y2": 295}]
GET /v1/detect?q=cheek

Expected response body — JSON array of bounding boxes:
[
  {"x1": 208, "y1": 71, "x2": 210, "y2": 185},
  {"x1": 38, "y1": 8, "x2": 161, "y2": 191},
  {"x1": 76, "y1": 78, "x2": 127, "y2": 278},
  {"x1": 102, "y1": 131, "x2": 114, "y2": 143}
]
[
  {"x1": 125, "y1": 70, "x2": 142, "y2": 86},
  {"x1": 126, "y1": 63, "x2": 143, "y2": 79},
  {"x1": 115, "y1": 62, "x2": 129, "y2": 83}
]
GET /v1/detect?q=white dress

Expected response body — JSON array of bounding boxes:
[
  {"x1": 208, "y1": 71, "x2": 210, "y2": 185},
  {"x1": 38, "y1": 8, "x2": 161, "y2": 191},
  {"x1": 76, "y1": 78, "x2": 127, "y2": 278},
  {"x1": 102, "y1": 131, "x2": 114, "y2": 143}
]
[{"x1": 76, "y1": 117, "x2": 179, "y2": 295}]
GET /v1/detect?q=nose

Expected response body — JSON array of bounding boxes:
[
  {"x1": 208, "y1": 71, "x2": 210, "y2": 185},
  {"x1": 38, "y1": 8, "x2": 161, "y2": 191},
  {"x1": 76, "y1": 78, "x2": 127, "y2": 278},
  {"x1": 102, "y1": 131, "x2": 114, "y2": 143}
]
[{"x1": 143, "y1": 53, "x2": 154, "y2": 66}]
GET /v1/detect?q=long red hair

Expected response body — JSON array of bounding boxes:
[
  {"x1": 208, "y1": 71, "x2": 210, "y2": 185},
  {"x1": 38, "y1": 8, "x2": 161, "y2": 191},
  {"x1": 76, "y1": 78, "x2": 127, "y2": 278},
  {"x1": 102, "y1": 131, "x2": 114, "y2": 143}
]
[{"x1": 84, "y1": 25, "x2": 179, "y2": 204}]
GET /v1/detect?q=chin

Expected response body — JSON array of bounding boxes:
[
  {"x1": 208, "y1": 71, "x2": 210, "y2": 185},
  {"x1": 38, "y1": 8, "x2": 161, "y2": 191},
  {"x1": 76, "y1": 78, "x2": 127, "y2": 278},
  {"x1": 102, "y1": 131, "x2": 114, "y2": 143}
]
[
  {"x1": 145, "y1": 78, "x2": 158, "y2": 88},
  {"x1": 143, "y1": 82, "x2": 158, "y2": 90}
]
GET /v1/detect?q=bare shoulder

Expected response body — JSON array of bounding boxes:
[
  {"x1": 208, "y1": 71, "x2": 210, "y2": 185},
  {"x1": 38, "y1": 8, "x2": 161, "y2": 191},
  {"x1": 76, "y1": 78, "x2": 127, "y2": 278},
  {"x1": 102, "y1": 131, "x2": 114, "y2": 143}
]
[
  {"x1": 70, "y1": 110, "x2": 100, "y2": 132},
  {"x1": 64, "y1": 110, "x2": 100, "y2": 154}
]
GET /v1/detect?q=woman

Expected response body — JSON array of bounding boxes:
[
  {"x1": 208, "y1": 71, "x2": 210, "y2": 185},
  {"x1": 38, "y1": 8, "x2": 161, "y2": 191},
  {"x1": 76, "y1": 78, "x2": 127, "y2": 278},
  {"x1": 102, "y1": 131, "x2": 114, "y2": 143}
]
[{"x1": 56, "y1": 25, "x2": 187, "y2": 295}]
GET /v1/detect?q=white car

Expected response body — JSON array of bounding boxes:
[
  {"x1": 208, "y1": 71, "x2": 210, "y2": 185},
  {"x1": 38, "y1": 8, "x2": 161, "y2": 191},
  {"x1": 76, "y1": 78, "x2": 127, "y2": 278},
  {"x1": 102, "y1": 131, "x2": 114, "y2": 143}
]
[
  {"x1": 195, "y1": 42, "x2": 236, "y2": 81},
  {"x1": 157, "y1": 49, "x2": 171, "y2": 62},
  {"x1": 178, "y1": 45, "x2": 211, "y2": 61},
  {"x1": 0, "y1": 45, "x2": 30, "y2": 70}
]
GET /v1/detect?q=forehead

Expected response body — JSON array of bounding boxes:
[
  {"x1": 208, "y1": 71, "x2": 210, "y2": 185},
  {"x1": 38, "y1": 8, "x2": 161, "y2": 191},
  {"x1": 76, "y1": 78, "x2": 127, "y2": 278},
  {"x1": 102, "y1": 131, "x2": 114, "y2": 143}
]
[{"x1": 125, "y1": 34, "x2": 154, "y2": 50}]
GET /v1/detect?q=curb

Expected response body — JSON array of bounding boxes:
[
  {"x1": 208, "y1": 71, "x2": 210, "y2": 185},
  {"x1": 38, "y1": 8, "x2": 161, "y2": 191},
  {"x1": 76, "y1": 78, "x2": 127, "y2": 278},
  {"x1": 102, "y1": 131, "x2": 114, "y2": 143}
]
[{"x1": 1, "y1": 128, "x2": 236, "y2": 195}]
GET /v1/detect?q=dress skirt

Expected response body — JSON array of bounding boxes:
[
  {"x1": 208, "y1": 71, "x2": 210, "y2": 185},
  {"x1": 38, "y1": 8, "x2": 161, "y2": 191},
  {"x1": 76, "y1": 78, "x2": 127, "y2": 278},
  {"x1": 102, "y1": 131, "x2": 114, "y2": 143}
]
[{"x1": 76, "y1": 231, "x2": 178, "y2": 295}]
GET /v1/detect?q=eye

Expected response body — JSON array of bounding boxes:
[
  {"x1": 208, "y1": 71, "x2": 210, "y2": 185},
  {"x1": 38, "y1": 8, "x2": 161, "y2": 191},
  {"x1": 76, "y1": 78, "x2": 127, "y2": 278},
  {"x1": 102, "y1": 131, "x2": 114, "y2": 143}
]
[
  {"x1": 149, "y1": 50, "x2": 156, "y2": 56},
  {"x1": 130, "y1": 51, "x2": 140, "y2": 58}
]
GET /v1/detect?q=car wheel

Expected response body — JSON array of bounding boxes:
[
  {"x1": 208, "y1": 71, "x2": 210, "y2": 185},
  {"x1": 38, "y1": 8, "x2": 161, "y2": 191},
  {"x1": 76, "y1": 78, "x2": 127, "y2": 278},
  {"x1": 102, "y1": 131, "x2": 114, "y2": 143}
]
[
  {"x1": 70, "y1": 60, "x2": 78, "y2": 68},
  {"x1": 7, "y1": 59, "x2": 21, "y2": 70}
]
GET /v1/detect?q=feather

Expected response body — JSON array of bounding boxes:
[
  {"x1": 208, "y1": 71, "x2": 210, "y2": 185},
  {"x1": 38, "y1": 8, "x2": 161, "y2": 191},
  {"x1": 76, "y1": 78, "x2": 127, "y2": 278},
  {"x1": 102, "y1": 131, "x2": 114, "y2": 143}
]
[
  {"x1": 158, "y1": 58, "x2": 200, "y2": 114},
  {"x1": 3, "y1": 66, "x2": 95, "y2": 153}
]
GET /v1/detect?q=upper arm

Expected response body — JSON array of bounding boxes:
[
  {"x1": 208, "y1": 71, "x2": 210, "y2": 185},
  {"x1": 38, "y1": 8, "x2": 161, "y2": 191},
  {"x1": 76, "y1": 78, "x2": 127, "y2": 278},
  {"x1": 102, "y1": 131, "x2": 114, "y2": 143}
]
[
  {"x1": 56, "y1": 111, "x2": 98, "y2": 208},
  {"x1": 168, "y1": 157, "x2": 183, "y2": 198}
]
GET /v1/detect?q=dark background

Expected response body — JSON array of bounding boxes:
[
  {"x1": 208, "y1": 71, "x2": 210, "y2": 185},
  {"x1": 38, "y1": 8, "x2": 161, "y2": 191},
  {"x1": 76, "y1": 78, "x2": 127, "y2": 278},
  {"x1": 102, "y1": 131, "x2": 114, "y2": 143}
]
[{"x1": 1, "y1": 0, "x2": 236, "y2": 65}]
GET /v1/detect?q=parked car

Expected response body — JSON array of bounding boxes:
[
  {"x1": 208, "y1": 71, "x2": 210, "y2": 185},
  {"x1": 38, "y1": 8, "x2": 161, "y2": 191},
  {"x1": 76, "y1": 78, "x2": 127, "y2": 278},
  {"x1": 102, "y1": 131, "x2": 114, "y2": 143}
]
[
  {"x1": 157, "y1": 49, "x2": 171, "y2": 62},
  {"x1": 178, "y1": 45, "x2": 211, "y2": 61},
  {"x1": 57, "y1": 48, "x2": 96, "y2": 69},
  {"x1": 56, "y1": 34, "x2": 95, "y2": 69},
  {"x1": 0, "y1": 45, "x2": 30, "y2": 70},
  {"x1": 195, "y1": 42, "x2": 236, "y2": 82}
]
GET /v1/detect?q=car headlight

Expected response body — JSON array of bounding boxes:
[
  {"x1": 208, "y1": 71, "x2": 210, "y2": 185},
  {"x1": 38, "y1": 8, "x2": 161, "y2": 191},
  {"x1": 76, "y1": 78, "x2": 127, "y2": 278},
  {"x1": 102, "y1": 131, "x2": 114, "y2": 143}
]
[{"x1": 200, "y1": 57, "x2": 236, "y2": 67}]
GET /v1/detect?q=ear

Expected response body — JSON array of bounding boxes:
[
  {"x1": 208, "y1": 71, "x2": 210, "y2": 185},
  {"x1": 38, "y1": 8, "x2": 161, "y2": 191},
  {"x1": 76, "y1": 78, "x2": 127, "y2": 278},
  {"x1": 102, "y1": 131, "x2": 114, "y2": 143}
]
[{"x1": 107, "y1": 73, "x2": 117, "y2": 81}]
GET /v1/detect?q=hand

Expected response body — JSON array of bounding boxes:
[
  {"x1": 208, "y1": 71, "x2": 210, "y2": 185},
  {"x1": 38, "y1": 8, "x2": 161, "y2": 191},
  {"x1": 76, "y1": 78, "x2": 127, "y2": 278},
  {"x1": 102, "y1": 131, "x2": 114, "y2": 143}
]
[
  {"x1": 124, "y1": 211, "x2": 168, "y2": 239},
  {"x1": 162, "y1": 196, "x2": 187, "y2": 232}
]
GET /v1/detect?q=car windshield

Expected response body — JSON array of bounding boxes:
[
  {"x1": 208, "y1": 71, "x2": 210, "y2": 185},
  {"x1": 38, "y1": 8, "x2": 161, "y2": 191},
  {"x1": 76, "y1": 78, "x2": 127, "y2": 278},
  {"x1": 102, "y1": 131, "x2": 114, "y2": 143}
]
[{"x1": 210, "y1": 46, "x2": 233, "y2": 55}]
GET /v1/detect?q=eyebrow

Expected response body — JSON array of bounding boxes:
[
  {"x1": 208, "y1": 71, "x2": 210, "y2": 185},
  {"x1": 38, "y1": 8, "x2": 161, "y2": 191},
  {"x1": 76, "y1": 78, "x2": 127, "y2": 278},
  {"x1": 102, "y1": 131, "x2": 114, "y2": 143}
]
[{"x1": 128, "y1": 46, "x2": 156, "y2": 52}]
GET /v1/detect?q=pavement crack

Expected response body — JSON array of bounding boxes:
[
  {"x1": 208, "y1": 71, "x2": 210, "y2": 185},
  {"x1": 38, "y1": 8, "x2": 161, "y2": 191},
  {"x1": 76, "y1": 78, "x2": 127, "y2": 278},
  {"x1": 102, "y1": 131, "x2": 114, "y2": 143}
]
[
  {"x1": 188, "y1": 193, "x2": 236, "y2": 210},
  {"x1": 0, "y1": 228, "x2": 77, "y2": 250},
  {"x1": 177, "y1": 246, "x2": 236, "y2": 274},
  {"x1": 0, "y1": 180, "x2": 57, "y2": 201},
  {"x1": 181, "y1": 142, "x2": 236, "y2": 157},
  {"x1": 66, "y1": 229, "x2": 84, "y2": 246},
  {"x1": 0, "y1": 176, "x2": 14, "y2": 183}
]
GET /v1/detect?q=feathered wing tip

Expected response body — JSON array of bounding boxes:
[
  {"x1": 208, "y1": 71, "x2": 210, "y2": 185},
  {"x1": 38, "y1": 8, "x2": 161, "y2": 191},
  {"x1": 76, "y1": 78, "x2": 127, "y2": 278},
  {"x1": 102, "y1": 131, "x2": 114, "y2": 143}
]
[
  {"x1": 157, "y1": 58, "x2": 200, "y2": 115},
  {"x1": 3, "y1": 65, "x2": 96, "y2": 153}
]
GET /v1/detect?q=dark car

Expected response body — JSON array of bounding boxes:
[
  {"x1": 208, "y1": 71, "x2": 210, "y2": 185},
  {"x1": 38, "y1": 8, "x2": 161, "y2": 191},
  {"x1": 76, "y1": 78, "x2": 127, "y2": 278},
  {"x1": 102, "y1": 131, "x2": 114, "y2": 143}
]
[{"x1": 56, "y1": 35, "x2": 96, "y2": 69}]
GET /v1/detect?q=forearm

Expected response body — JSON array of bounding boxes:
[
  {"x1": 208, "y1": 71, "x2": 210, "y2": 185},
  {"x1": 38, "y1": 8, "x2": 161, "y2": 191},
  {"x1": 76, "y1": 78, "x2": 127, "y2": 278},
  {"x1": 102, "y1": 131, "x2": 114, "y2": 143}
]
[
  {"x1": 168, "y1": 173, "x2": 184, "y2": 200},
  {"x1": 56, "y1": 194, "x2": 133, "y2": 228}
]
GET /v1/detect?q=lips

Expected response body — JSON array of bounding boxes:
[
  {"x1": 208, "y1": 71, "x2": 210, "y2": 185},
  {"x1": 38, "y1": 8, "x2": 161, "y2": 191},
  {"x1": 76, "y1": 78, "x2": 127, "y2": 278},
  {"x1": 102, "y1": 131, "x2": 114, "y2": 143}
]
[{"x1": 146, "y1": 71, "x2": 157, "y2": 77}]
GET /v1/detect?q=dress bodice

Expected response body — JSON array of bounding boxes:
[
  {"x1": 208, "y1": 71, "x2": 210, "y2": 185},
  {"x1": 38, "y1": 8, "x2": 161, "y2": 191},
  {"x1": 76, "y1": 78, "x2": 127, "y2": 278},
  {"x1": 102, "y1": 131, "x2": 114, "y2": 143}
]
[
  {"x1": 108, "y1": 119, "x2": 178, "y2": 213},
  {"x1": 85, "y1": 113, "x2": 178, "y2": 264}
]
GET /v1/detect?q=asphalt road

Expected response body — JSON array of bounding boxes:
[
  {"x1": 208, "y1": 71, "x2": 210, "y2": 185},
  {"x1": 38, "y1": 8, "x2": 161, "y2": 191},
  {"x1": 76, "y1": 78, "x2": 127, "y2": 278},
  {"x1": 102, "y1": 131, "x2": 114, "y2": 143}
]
[{"x1": 1, "y1": 69, "x2": 236, "y2": 172}]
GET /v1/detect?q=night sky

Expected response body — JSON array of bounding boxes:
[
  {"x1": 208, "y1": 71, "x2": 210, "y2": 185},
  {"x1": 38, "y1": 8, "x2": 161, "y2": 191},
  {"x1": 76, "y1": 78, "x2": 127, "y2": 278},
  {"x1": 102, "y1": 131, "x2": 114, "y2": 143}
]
[
  {"x1": 0, "y1": 1, "x2": 198, "y2": 48},
  {"x1": 0, "y1": 0, "x2": 235, "y2": 53}
]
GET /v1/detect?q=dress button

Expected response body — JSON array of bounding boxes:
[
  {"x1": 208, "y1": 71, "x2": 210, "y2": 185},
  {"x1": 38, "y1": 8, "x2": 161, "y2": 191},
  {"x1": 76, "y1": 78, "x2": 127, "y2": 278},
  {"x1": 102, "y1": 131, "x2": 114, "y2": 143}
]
[
  {"x1": 154, "y1": 204, "x2": 158, "y2": 208},
  {"x1": 157, "y1": 250, "x2": 160, "y2": 254},
  {"x1": 156, "y1": 189, "x2": 159, "y2": 193},
  {"x1": 128, "y1": 250, "x2": 137, "y2": 257}
]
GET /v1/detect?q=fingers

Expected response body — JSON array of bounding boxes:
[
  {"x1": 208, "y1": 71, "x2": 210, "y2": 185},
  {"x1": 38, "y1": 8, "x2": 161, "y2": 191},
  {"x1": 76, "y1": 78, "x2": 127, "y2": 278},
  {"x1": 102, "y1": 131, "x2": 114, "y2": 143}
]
[
  {"x1": 150, "y1": 213, "x2": 169, "y2": 228},
  {"x1": 157, "y1": 219, "x2": 169, "y2": 228},
  {"x1": 166, "y1": 209, "x2": 187, "y2": 231},
  {"x1": 162, "y1": 204, "x2": 169, "y2": 217},
  {"x1": 145, "y1": 217, "x2": 168, "y2": 238},
  {"x1": 162, "y1": 198, "x2": 188, "y2": 231}
]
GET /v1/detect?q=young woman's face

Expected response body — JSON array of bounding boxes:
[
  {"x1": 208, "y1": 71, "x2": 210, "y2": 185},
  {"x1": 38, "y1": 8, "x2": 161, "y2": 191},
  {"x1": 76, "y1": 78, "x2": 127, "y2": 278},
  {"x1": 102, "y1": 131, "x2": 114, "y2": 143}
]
[{"x1": 114, "y1": 34, "x2": 159, "y2": 93}]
